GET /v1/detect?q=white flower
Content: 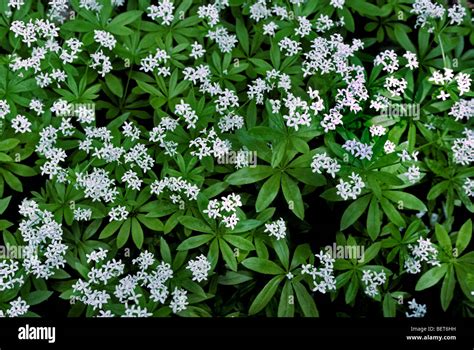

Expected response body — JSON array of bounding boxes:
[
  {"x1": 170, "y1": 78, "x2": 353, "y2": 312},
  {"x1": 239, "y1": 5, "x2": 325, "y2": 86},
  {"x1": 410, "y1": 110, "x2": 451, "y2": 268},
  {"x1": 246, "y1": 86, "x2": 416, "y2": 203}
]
[
  {"x1": 198, "y1": 4, "x2": 220, "y2": 27},
  {"x1": 405, "y1": 165, "x2": 421, "y2": 183},
  {"x1": 311, "y1": 153, "x2": 340, "y2": 178},
  {"x1": 121, "y1": 170, "x2": 142, "y2": 191},
  {"x1": 330, "y1": 0, "x2": 345, "y2": 9},
  {"x1": 264, "y1": 218, "x2": 287, "y2": 240},
  {"x1": 147, "y1": 0, "x2": 175, "y2": 25},
  {"x1": 74, "y1": 207, "x2": 92, "y2": 221},
  {"x1": 6, "y1": 297, "x2": 29, "y2": 317},
  {"x1": 86, "y1": 248, "x2": 109, "y2": 264},
  {"x1": 295, "y1": 16, "x2": 312, "y2": 37},
  {"x1": 263, "y1": 22, "x2": 278, "y2": 36},
  {"x1": 384, "y1": 140, "x2": 396, "y2": 154},
  {"x1": 342, "y1": 140, "x2": 373, "y2": 160},
  {"x1": 75, "y1": 168, "x2": 118, "y2": 203},
  {"x1": 91, "y1": 30, "x2": 115, "y2": 51},
  {"x1": 374, "y1": 50, "x2": 399, "y2": 73},
  {"x1": 403, "y1": 51, "x2": 419, "y2": 70},
  {"x1": 175, "y1": 100, "x2": 198, "y2": 129},
  {"x1": 108, "y1": 206, "x2": 129, "y2": 221},
  {"x1": 405, "y1": 237, "x2": 440, "y2": 274},
  {"x1": 411, "y1": 0, "x2": 445, "y2": 32},
  {"x1": 278, "y1": 37, "x2": 301, "y2": 56},
  {"x1": 90, "y1": 50, "x2": 112, "y2": 77},
  {"x1": 170, "y1": 287, "x2": 188, "y2": 314},
  {"x1": 406, "y1": 299, "x2": 427, "y2": 318},
  {"x1": 190, "y1": 41, "x2": 205, "y2": 59},
  {"x1": 301, "y1": 251, "x2": 336, "y2": 293},
  {"x1": 361, "y1": 270, "x2": 386, "y2": 298},
  {"x1": 186, "y1": 255, "x2": 211, "y2": 282},
  {"x1": 369, "y1": 125, "x2": 386, "y2": 137},
  {"x1": 447, "y1": 4, "x2": 466, "y2": 26},
  {"x1": 11, "y1": 114, "x2": 31, "y2": 133},
  {"x1": 0, "y1": 100, "x2": 11, "y2": 119},
  {"x1": 463, "y1": 178, "x2": 474, "y2": 197},
  {"x1": 206, "y1": 26, "x2": 237, "y2": 53},
  {"x1": 132, "y1": 251, "x2": 155, "y2": 271},
  {"x1": 437, "y1": 90, "x2": 450, "y2": 101},
  {"x1": 336, "y1": 172, "x2": 365, "y2": 200}
]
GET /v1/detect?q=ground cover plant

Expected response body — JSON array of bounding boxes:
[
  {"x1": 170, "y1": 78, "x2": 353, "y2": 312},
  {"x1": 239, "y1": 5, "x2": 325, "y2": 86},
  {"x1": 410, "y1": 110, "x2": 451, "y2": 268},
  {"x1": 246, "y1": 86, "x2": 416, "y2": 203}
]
[{"x1": 0, "y1": 0, "x2": 473, "y2": 318}]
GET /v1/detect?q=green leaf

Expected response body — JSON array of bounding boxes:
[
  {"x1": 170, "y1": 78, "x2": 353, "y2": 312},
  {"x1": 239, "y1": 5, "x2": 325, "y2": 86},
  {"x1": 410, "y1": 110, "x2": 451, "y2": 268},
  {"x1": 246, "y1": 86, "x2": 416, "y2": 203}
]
[
  {"x1": 367, "y1": 196, "x2": 381, "y2": 240},
  {"x1": 177, "y1": 234, "x2": 214, "y2": 251},
  {"x1": 24, "y1": 291, "x2": 53, "y2": 306},
  {"x1": 345, "y1": 274, "x2": 359, "y2": 304},
  {"x1": 415, "y1": 264, "x2": 448, "y2": 291},
  {"x1": 456, "y1": 219, "x2": 472, "y2": 255},
  {"x1": 435, "y1": 223, "x2": 452, "y2": 253},
  {"x1": 394, "y1": 25, "x2": 416, "y2": 52},
  {"x1": 116, "y1": 219, "x2": 131, "y2": 248},
  {"x1": 137, "y1": 215, "x2": 163, "y2": 231},
  {"x1": 380, "y1": 197, "x2": 405, "y2": 228},
  {"x1": 231, "y1": 219, "x2": 262, "y2": 233},
  {"x1": 242, "y1": 257, "x2": 285, "y2": 275},
  {"x1": 440, "y1": 265, "x2": 455, "y2": 311},
  {"x1": 131, "y1": 218, "x2": 144, "y2": 249},
  {"x1": 383, "y1": 294, "x2": 396, "y2": 317},
  {"x1": 226, "y1": 166, "x2": 273, "y2": 185},
  {"x1": 290, "y1": 244, "x2": 312, "y2": 270},
  {"x1": 281, "y1": 173, "x2": 304, "y2": 220},
  {"x1": 340, "y1": 194, "x2": 371, "y2": 230},
  {"x1": 178, "y1": 216, "x2": 213, "y2": 233},
  {"x1": 105, "y1": 74, "x2": 124, "y2": 98},
  {"x1": 249, "y1": 275, "x2": 284, "y2": 315},
  {"x1": 286, "y1": 168, "x2": 326, "y2": 187},
  {"x1": 271, "y1": 140, "x2": 286, "y2": 168},
  {"x1": 427, "y1": 181, "x2": 449, "y2": 200},
  {"x1": 235, "y1": 18, "x2": 249, "y2": 54},
  {"x1": 108, "y1": 10, "x2": 143, "y2": 27},
  {"x1": 218, "y1": 271, "x2": 253, "y2": 285},
  {"x1": 349, "y1": 0, "x2": 381, "y2": 16},
  {"x1": 293, "y1": 281, "x2": 319, "y2": 317},
  {"x1": 361, "y1": 242, "x2": 381, "y2": 264},
  {"x1": 160, "y1": 237, "x2": 172, "y2": 264},
  {"x1": 61, "y1": 20, "x2": 96, "y2": 33},
  {"x1": 383, "y1": 191, "x2": 427, "y2": 211},
  {"x1": 223, "y1": 235, "x2": 254, "y2": 251},
  {"x1": 1, "y1": 170, "x2": 22, "y2": 191},
  {"x1": 278, "y1": 281, "x2": 294, "y2": 317},
  {"x1": 4, "y1": 163, "x2": 36, "y2": 177},
  {"x1": 99, "y1": 220, "x2": 122, "y2": 239},
  {"x1": 272, "y1": 239, "x2": 290, "y2": 270},
  {"x1": 0, "y1": 195, "x2": 11, "y2": 215},
  {"x1": 0, "y1": 139, "x2": 19, "y2": 151},
  {"x1": 255, "y1": 173, "x2": 280, "y2": 212},
  {"x1": 220, "y1": 239, "x2": 237, "y2": 271}
]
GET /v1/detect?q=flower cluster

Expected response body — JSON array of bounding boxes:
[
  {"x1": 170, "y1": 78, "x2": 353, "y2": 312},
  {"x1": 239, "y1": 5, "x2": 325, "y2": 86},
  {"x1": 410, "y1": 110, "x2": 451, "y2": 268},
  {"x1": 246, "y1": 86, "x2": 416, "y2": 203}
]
[
  {"x1": 186, "y1": 255, "x2": 212, "y2": 282},
  {"x1": 264, "y1": 218, "x2": 287, "y2": 240},
  {"x1": 336, "y1": 173, "x2": 365, "y2": 200},
  {"x1": 361, "y1": 270, "x2": 386, "y2": 298},
  {"x1": 301, "y1": 251, "x2": 336, "y2": 294},
  {"x1": 404, "y1": 237, "x2": 440, "y2": 274},
  {"x1": 18, "y1": 199, "x2": 68, "y2": 279},
  {"x1": 311, "y1": 153, "x2": 340, "y2": 178},
  {"x1": 203, "y1": 193, "x2": 242, "y2": 230}
]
